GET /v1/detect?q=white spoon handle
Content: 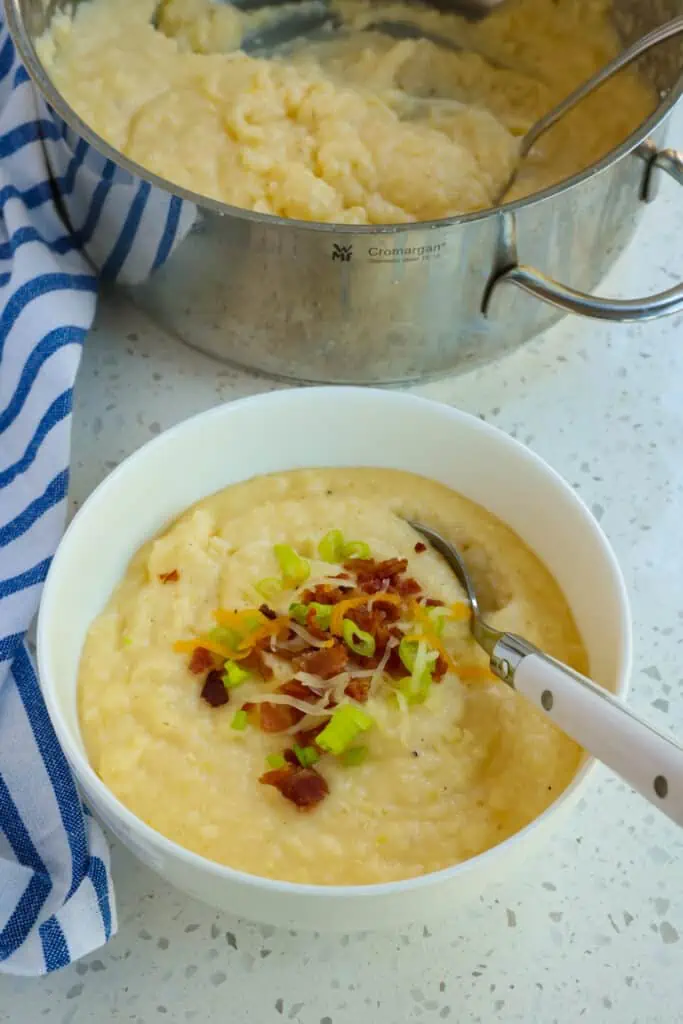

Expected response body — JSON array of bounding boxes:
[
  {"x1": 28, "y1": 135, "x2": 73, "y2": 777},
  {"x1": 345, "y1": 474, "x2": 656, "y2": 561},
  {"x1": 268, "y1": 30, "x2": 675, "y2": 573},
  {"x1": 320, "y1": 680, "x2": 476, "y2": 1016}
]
[{"x1": 495, "y1": 642, "x2": 683, "y2": 827}]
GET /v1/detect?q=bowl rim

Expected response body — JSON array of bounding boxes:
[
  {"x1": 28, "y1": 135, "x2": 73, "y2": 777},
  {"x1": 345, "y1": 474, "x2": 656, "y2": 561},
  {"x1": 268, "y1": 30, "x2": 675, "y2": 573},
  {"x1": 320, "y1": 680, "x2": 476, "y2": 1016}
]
[
  {"x1": 37, "y1": 387, "x2": 633, "y2": 898},
  {"x1": 6, "y1": 0, "x2": 683, "y2": 235}
]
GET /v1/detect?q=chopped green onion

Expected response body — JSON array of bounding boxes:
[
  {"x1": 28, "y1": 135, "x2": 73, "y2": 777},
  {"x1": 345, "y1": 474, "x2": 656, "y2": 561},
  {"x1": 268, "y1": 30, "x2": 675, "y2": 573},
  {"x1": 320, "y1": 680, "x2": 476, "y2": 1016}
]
[
  {"x1": 399, "y1": 638, "x2": 418, "y2": 673},
  {"x1": 292, "y1": 743, "x2": 320, "y2": 768},
  {"x1": 341, "y1": 745, "x2": 368, "y2": 767},
  {"x1": 255, "y1": 577, "x2": 281, "y2": 600},
  {"x1": 318, "y1": 529, "x2": 345, "y2": 563},
  {"x1": 426, "y1": 606, "x2": 449, "y2": 637},
  {"x1": 309, "y1": 603, "x2": 332, "y2": 629},
  {"x1": 289, "y1": 602, "x2": 332, "y2": 630},
  {"x1": 274, "y1": 544, "x2": 310, "y2": 587},
  {"x1": 342, "y1": 619, "x2": 376, "y2": 657},
  {"x1": 399, "y1": 640, "x2": 438, "y2": 704},
  {"x1": 208, "y1": 625, "x2": 241, "y2": 650},
  {"x1": 342, "y1": 540, "x2": 371, "y2": 560},
  {"x1": 289, "y1": 602, "x2": 309, "y2": 625},
  {"x1": 222, "y1": 660, "x2": 251, "y2": 688},
  {"x1": 398, "y1": 673, "x2": 431, "y2": 705},
  {"x1": 266, "y1": 753, "x2": 287, "y2": 770},
  {"x1": 317, "y1": 704, "x2": 374, "y2": 756},
  {"x1": 231, "y1": 709, "x2": 249, "y2": 731}
]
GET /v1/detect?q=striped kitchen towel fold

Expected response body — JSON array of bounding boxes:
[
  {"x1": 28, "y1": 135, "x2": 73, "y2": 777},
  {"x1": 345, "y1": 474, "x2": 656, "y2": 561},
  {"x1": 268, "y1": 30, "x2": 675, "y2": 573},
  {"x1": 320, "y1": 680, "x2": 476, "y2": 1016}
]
[
  {"x1": 0, "y1": 18, "x2": 115, "y2": 975},
  {"x1": 0, "y1": 16, "x2": 191, "y2": 974}
]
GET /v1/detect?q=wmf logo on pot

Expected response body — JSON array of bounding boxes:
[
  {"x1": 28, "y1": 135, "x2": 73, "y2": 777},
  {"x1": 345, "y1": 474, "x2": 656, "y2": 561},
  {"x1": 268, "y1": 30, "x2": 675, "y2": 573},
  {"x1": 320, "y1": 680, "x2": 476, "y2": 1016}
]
[{"x1": 331, "y1": 242, "x2": 353, "y2": 262}]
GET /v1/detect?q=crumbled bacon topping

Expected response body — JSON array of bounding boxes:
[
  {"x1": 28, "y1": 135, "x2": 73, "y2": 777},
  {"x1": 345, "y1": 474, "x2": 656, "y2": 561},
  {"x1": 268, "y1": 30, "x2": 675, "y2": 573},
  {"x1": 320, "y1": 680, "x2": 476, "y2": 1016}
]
[
  {"x1": 259, "y1": 703, "x2": 299, "y2": 732},
  {"x1": 345, "y1": 678, "x2": 370, "y2": 704},
  {"x1": 258, "y1": 680, "x2": 318, "y2": 733},
  {"x1": 294, "y1": 642, "x2": 348, "y2": 679},
  {"x1": 433, "y1": 654, "x2": 448, "y2": 681},
  {"x1": 345, "y1": 557, "x2": 408, "y2": 581},
  {"x1": 189, "y1": 646, "x2": 214, "y2": 674},
  {"x1": 395, "y1": 576, "x2": 422, "y2": 597},
  {"x1": 259, "y1": 765, "x2": 329, "y2": 810},
  {"x1": 241, "y1": 646, "x2": 274, "y2": 681},
  {"x1": 200, "y1": 670, "x2": 229, "y2": 708},
  {"x1": 159, "y1": 569, "x2": 179, "y2": 583},
  {"x1": 295, "y1": 722, "x2": 327, "y2": 747},
  {"x1": 279, "y1": 680, "x2": 319, "y2": 702},
  {"x1": 305, "y1": 606, "x2": 329, "y2": 640},
  {"x1": 301, "y1": 584, "x2": 347, "y2": 606},
  {"x1": 179, "y1": 530, "x2": 473, "y2": 811}
]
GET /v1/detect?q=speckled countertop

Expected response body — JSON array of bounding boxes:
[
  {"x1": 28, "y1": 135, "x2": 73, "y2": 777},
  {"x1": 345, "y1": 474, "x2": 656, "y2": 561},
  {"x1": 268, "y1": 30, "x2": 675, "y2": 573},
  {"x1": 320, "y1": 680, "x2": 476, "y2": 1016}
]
[{"x1": 3, "y1": 110, "x2": 683, "y2": 1023}]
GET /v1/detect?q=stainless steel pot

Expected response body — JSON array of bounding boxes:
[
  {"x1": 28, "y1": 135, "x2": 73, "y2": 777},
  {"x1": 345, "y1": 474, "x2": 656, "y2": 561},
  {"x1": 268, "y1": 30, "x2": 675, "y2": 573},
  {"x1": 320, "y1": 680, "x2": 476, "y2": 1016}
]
[{"x1": 6, "y1": 0, "x2": 683, "y2": 383}]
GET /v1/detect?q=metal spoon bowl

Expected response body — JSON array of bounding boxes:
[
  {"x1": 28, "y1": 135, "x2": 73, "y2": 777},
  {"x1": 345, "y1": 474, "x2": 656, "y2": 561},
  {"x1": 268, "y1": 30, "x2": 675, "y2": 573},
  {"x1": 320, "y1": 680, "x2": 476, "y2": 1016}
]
[
  {"x1": 407, "y1": 519, "x2": 683, "y2": 829},
  {"x1": 495, "y1": 14, "x2": 683, "y2": 204}
]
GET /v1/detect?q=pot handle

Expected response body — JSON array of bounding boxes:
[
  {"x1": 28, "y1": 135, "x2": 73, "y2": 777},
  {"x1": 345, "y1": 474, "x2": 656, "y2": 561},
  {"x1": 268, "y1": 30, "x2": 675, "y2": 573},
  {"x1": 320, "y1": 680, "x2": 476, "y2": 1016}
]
[{"x1": 483, "y1": 147, "x2": 683, "y2": 323}]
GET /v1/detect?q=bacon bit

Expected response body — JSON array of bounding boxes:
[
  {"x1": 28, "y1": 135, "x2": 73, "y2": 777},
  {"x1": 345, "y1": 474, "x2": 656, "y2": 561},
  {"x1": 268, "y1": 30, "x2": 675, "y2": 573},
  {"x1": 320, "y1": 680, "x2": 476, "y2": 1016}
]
[
  {"x1": 259, "y1": 604, "x2": 277, "y2": 621},
  {"x1": 159, "y1": 569, "x2": 179, "y2": 583},
  {"x1": 414, "y1": 542, "x2": 427, "y2": 554},
  {"x1": 259, "y1": 702, "x2": 302, "y2": 733},
  {"x1": 259, "y1": 765, "x2": 329, "y2": 810},
  {"x1": 346, "y1": 557, "x2": 408, "y2": 580},
  {"x1": 258, "y1": 680, "x2": 318, "y2": 733},
  {"x1": 301, "y1": 584, "x2": 347, "y2": 606},
  {"x1": 295, "y1": 643, "x2": 348, "y2": 680},
  {"x1": 371, "y1": 597, "x2": 401, "y2": 622},
  {"x1": 241, "y1": 646, "x2": 274, "y2": 681},
  {"x1": 279, "y1": 679, "x2": 319, "y2": 701},
  {"x1": 346, "y1": 604, "x2": 393, "y2": 657},
  {"x1": 345, "y1": 678, "x2": 370, "y2": 703},
  {"x1": 200, "y1": 670, "x2": 229, "y2": 708},
  {"x1": 395, "y1": 576, "x2": 422, "y2": 597},
  {"x1": 305, "y1": 606, "x2": 329, "y2": 641},
  {"x1": 433, "y1": 654, "x2": 448, "y2": 681},
  {"x1": 358, "y1": 577, "x2": 384, "y2": 595},
  {"x1": 330, "y1": 593, "x2": 401, "y2": 635},
  {"x1": 188, "y1": 646, "x2": 214, "y2": 674},
  {"x1": 283, "y1": 747, "x2": 299, "y2": 766},
  {"x1": 295, "y1": 722, "x2": 327, "y2": 747},
  {"x1": 424, "y1": 598, "x2": 442, "y2": 608}
]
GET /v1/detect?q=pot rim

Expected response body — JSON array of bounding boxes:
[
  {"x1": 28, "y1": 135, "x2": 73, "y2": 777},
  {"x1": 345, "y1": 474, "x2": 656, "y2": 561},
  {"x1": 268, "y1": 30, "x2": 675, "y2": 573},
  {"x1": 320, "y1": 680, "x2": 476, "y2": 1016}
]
[{"x1": 6, "y1": 0, "x2": 683, "y2": 234}]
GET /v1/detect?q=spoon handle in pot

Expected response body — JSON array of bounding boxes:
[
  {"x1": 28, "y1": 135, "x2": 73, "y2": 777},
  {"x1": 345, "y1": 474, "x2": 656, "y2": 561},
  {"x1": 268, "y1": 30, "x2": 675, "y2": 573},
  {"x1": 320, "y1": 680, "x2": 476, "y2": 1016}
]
[{"x1": 493, "y1": 641, "x2": 683, "y2": 827}]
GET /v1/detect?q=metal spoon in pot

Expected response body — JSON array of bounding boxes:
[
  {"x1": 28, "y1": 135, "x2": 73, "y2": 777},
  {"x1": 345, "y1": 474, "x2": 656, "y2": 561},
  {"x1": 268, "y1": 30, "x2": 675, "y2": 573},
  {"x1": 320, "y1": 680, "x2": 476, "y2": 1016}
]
[
  {"x1": 407, "y1": 519, "x2": 683, "y2": 828},
  {"x1": 495, "y1": 14, "x2": 683, "y2": 204},
  {"x1": 153, "y1": 0, "x2": 516, "y2": 68}
]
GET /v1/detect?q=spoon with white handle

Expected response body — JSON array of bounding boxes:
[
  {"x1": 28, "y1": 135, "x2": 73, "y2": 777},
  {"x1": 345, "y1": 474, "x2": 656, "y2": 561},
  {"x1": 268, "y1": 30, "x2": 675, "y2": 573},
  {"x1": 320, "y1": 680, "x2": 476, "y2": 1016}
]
[{"x1": 408, "y1": 519, "x2": 683, "y2": 828}]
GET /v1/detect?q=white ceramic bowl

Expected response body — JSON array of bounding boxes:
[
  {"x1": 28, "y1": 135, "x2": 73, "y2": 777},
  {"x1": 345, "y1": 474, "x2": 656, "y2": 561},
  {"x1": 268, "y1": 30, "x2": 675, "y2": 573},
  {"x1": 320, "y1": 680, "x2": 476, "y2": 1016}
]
[{"x1": 38, "y1": 387, "x2": 631, "y2": 931}]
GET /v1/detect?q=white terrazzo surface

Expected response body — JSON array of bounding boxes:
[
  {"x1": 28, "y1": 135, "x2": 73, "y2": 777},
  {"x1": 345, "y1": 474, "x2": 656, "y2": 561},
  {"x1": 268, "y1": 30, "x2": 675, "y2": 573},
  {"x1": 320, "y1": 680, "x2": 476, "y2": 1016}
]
[{"x1": 3, "y1": 109, "x2": 683, "y2": 1022}]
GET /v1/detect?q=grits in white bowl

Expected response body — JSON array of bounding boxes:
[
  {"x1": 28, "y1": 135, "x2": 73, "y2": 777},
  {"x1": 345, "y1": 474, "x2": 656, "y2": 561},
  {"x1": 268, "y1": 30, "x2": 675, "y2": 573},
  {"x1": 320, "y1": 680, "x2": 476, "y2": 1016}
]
[
  {"x1": 37, "y1": 389, "x2": 630, "y2": 929},
  {"x1": 79, "y1": 468, "x2": 586, "y2": 884}
]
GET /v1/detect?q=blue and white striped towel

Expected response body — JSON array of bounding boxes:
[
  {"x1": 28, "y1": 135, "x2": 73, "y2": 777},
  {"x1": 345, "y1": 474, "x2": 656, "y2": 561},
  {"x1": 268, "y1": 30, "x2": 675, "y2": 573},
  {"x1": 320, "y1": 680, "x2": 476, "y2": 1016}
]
[
  {"x1": 0, "y1": 21, "x2": 117, "y2": 974},
  {"x1": 0, "y1": 12, "x2": 195, "y2": 973}
]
